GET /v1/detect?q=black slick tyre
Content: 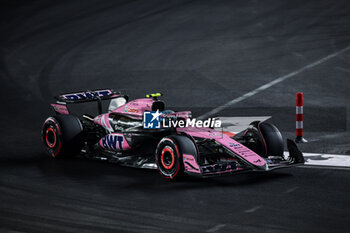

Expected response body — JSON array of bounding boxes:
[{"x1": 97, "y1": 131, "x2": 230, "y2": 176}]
[
  {"x1": 155, "y1": 136, "x2": 184, "y2": 179},
  {"x1": 41, "y1": 115, "x2": 83, "y2": 158}
]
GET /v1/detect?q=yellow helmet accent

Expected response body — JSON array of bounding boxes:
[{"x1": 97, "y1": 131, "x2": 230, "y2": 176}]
[{"x1": 146, "y1": 93, "x2": 162, "y2": 98}]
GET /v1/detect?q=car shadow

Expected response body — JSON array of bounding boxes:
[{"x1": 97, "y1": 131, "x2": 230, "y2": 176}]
[{"x1": 22, "y1": 153, "x2": 295, "y2": 191}]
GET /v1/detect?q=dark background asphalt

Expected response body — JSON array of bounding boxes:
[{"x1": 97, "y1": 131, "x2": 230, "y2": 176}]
[{"x1": 0, "y1": 0, "x2": 349, "y2": 232}]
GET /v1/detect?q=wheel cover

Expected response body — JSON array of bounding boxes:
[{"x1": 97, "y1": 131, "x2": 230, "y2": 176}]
[
  {"x1": 45, "y1": 127, "x2": 57, "y2": 148},
  {"x1": 161, "y1": 146, "x2": 175, "y2": 170}
]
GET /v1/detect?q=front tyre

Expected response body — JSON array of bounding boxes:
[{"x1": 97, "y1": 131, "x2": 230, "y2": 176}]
[
  {"x1": 239, "y1": 122, "x2": 284, "y2": 158},
  {"x1": 258, "y1": 122, "x2": 284, "y2": 157},
  {"x1": 41, "y1": 115, "x2": 83, "y2": 158},
  {"x1": 155, "y1": 136, "x2": 184, "y2": 179}
]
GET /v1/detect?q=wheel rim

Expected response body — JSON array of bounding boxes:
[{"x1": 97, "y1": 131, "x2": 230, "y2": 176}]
[
  {"x1": 45, "y1": 127, "x2": 57, "y2": 148},
  {"x1": 161, "y1": 146, "x2": 175, "y2": 170}
]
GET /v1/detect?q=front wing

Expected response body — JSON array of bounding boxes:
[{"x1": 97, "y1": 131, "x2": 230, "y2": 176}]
[{"x1": 183, "y1": 139, "x2": 304, "y2": 177}]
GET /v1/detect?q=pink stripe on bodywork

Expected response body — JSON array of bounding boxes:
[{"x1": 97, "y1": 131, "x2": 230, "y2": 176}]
[
  {"x1": 113, "y1": 98, "x2": 153, "y2": 117},
  {"x1": 94, "y1": 113, "x2": 113, "y2": 132},
  {"x1": 216, "y1": 136, "x2": 266, "y2": 167},
  {"x1": 183, "y1": 154, "x2": 201, "y2": 173},
  {"x1": 178, "y1": 127, "x2": 266, "y2": 168},
  {"x1": 51, "y1": 104, "x2": 69, "y2": 115}
]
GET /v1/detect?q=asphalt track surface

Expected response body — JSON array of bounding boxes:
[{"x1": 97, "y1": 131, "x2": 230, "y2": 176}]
[{"x1": 0, "y1": 0, "x2": 350, "y2": 232}]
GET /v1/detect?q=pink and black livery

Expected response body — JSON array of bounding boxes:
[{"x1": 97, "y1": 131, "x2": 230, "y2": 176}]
[{"x1": 42, "y1": 89, "x2": 304, "y2": 179}]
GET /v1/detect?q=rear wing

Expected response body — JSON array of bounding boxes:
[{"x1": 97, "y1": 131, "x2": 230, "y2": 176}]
[
  {"x1": 55, "y1": 89, "x2": 121, "y2": 103},
  {"x1": 52, "y1": 89, "x2": 128, "y2": 115}
]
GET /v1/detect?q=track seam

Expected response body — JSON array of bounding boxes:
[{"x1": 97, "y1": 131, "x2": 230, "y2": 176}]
[{"x1": 199, "y1": 45, "x2": 350, "y2": 119}]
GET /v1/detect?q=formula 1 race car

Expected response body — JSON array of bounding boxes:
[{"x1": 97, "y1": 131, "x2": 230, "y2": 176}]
[{"x1": 42, "y1": 89, "x2": 304, "y2": 179}]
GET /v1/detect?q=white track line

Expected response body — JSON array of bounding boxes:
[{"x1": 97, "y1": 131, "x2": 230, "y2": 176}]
[
  {"x1": 285, "y1": 152, "x2": 350, "y2": 168},
  {"x1": 304, "y1": 153, "x2": 350, "y2": 167},
  {"x1": 199, "y1": 45, "x2": 350, "y2": 119}
]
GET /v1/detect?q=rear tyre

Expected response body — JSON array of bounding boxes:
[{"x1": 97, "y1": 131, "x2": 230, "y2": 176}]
[
  {"x1": 155, "y1": 136, "x2": 184, "y2": 179},
  {"x1": 42, "y1": 115, "x2": 83, "y2": 158}
]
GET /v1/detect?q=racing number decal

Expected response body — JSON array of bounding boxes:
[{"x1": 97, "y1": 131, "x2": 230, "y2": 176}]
[{"x1": 102, "y1": 135, "x2": 124, "y2": 150}]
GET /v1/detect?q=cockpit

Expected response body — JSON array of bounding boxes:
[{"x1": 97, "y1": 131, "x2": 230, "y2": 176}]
[{"x1": 108, "y1": 96, "x2": 128, "y2": 112}]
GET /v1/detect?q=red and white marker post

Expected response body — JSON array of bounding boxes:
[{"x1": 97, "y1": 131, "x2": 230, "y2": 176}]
[{"x1": 295, "y1": 92, "x2": 307, "y2": 143}]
